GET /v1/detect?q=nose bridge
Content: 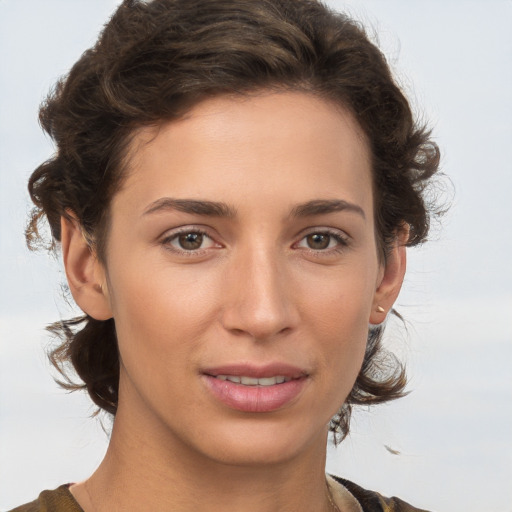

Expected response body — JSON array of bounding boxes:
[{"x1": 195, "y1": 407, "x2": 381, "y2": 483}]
[{"x1": 221, "y1": 241, "x2": 297, "y2": 339}]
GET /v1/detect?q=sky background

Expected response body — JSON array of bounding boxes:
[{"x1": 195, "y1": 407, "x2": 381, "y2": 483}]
[{"x1": 1, "y1": 1, "x2": 511, "y2": 511}]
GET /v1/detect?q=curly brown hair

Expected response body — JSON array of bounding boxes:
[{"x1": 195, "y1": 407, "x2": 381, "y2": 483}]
[{"x1": 26, "y1": 0, "x2": 440, "y2": 441}]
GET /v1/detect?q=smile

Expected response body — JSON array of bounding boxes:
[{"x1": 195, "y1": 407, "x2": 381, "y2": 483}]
[
  {"x1": 215, "y1": 375, "x2": 292, "y2": 386},
  {"x1": 202, "y1": 363, "x2": 309, "y2": 412}
]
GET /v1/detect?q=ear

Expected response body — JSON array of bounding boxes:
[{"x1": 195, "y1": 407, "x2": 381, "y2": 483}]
[
  {"x1": 369, "y1": 228, "x2": 408, "y2": 325},
  {"x1": 60, "y1": 214, "x2": 113, "y2": 321}
]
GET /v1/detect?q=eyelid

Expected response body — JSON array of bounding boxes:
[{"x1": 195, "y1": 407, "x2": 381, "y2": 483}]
[
  {"x1": 158, "y1": 225, "x2": 350, "y2": 256},
  {"x1": 293, "y1": 227, "x2": 350, "y2": 252},
  {"x1": 160, "y1": 225, "x2": 223, "y2": 255}
]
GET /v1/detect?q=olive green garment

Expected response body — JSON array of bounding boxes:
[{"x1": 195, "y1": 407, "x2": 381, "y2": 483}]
[
  {"x1": 334, "y1": 476, "x2": 432, "y2": 512},
  {"x1": 9, "y1": 477, "x2": 431, "y2": 512},
  {"x1": 8, "y1": 485, "x2": 81, "y2": 512}
]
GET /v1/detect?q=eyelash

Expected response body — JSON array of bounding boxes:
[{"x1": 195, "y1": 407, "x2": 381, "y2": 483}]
[
  {"x1": 160, "y1": 227, "x2": 218, "y2": 256},
  {"x1": 294, "y1": 228, "x2": 349, "y2": 256},
  {"x1": 160, "y1": 227, "x2": 349, "y2": 256}
]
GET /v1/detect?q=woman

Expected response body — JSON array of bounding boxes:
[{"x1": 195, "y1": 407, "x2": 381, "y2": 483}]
[{"x1": 13, "y1": 0, "x2": 440, "y2": 510}]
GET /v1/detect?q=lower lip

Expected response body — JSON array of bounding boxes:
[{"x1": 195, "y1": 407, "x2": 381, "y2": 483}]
[{"x1": 203, "y1": 375, "x2": 307, "y2": 412}]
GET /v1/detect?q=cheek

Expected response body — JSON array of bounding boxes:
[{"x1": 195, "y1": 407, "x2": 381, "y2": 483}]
[
  {"x1": 297, "y1": 265, "x2": 375, "y2": 375},
  {"x1": 106, "y1": 258, "x2": 221, "y2": 367},
  {"x1": 298, "y1": 259, "x2": 376, "y2": 327}
]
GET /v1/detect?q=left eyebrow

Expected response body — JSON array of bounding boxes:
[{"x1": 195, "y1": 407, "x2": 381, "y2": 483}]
[
  {"x1": 142, "y1": 197, "x2": 237, "y2": 218},
  {"x1": 289, "y1": 199, "x2": 366, "y2": 220}
]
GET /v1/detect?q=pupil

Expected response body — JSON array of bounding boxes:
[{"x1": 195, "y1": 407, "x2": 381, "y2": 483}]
[
  {"x1": 179, "y1": 233, "x2": 203, "y2": 250},
  {"x1": 307, "y1": 233, "x2": 330, "y2": 249}
]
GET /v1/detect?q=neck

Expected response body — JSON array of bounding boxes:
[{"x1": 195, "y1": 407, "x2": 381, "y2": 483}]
[{"x1": 72, "y1": 400, "x2": 334, "y2": 512}]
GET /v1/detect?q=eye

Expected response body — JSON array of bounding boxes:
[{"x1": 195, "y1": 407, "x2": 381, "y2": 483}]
[
  {"x1": 296, "y1": 230, "x2": 348, "y2": 252},
  {"x1": 163, "y1": 229, "x2": 218, "y2": 252}
]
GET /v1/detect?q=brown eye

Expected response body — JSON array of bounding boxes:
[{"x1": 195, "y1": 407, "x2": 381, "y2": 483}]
[
  {"x1": 177, "y1": 232, "x2": 204, "y2": 250},
  {"x1": 296, "y1": 230, "x2": 348, "y2": 253},
  {"x1": 164, "y1": 230, "x2": 217, "y2": 252},
  {"x1": 305, "y1": 233, "x2": 331, "y2": 250}
]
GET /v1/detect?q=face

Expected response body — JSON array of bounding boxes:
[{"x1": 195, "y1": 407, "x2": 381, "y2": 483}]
[{"x1": 91, "y1": 92, "x2": 393, "y2": 466}]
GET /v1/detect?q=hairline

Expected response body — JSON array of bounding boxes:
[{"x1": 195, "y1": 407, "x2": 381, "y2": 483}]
[{"x1": 92, "y1": 87, "x2": 385, "y2": 266}]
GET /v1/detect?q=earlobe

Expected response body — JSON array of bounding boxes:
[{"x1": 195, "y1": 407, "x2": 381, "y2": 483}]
[
  {"x1": 369, "y1": 231, "x2": 408, "y2": 325},
  {"x1": 60, "y1": 214, "x2": 113, "y2": 321}
]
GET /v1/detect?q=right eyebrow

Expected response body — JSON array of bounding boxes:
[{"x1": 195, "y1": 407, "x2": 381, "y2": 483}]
[{"x1": 142, "y1": 197, "x2": 237, "y2": 218}]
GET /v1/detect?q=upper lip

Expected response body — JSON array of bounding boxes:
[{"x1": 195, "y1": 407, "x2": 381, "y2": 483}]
[{"x1": 202, "y1": 363, "x2": 308, "y2": 379}]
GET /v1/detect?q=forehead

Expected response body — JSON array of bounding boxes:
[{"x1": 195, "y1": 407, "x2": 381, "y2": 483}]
[{"x1": 117, "y1": 91, "x2": 373, "y2": 216}]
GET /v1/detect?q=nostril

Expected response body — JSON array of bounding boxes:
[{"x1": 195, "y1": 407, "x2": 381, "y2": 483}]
[{"x1": 230, "y1": 327, "x2": 247, "y2": 336}]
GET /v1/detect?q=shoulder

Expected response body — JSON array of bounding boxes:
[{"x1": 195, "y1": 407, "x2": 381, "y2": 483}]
[
  {"x1": 329, "y1": 475, "x2": 432, "y2": 512},
  {"x1": 7, "y1": 485, "x2": 83, "y2": 512}
]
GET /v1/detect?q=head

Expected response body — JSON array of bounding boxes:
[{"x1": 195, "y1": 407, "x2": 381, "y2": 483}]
[{"x1": 27, "y1": 0, "x2": 439, "y2": 444}]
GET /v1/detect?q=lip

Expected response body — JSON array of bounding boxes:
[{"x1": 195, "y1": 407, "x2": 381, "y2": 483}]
[
  {"x1": 203, "y1": 363, "x2": 308, "y2": 379},
  {"x1": 201, "y1": 363, "x2": 309, "y2": 413}
]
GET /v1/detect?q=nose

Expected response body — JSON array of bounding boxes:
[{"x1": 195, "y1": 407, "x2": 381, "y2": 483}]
[{"x1": 220, "y1": 246, "x2": 299, "y2": 341}]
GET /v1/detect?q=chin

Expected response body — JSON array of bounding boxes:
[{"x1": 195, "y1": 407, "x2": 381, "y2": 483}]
[{"x1": 194, "y1": 416, "x2": 329, "y2": 467}]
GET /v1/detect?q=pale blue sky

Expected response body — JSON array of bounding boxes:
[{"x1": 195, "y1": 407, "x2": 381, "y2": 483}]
[{"x1": 1, "y1": 1, "x2": 511, "y2": 511}]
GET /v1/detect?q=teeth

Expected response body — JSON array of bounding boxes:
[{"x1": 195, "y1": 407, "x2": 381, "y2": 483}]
[
  {"x1": 241, "y1": 376, "x2": 259, "y2": 385},
  {"x1": 215, "y1": 375, "x2": 291, "y2": 386}
]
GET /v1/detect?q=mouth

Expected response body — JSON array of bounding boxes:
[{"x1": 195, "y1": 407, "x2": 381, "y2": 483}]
[
  {"x1": 202, "y1": 363, "x2": 309, "y2": 412},
  {"x1": 213, "y1": 375, "x2": 292, "y2": 386}
]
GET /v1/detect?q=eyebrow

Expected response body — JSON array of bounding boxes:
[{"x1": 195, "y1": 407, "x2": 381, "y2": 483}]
[
  {"x1": 143, "y1": 197, "x2": 365, "y2": 220},
  {"x1": 143, "y1": 198, "x2": 237, "y2": 217},
  {"x1": 289, "y1": 199, "x2": 366, "y2": 220}
]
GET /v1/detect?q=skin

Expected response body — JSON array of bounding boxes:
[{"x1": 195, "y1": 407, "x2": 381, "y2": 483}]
[{"x1": 61, "y1": 91, "x2": 406, "y2": 512}]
